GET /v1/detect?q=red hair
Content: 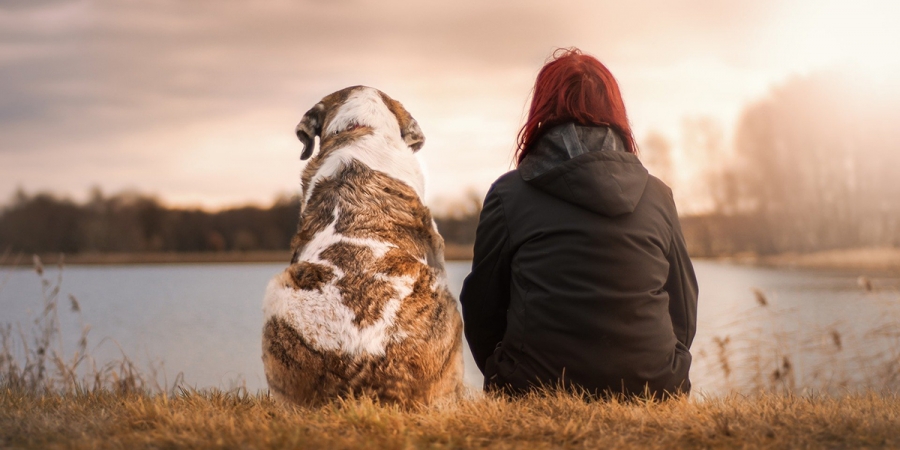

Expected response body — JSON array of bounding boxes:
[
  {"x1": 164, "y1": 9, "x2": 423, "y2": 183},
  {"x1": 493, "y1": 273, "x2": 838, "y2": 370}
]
[{"x1": 515, "y1": 48, "x2": 637, "y2": 164}]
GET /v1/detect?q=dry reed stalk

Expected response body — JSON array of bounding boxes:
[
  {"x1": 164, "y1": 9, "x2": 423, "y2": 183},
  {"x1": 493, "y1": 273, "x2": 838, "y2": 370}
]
[{"x1": 0, "y1": 255, "x2": 183, "y2": 395}]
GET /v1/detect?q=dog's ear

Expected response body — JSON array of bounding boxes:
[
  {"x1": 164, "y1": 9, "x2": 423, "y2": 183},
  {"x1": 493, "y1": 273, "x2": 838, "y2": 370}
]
[
  {"x1": 296, "y1": 102, "x2": 325, "y2": 160},
  {"x1": 401, "y1": 117, "x2": 425, "y2": 152},
  {"x1": 380, "y1": 93, "x2": 425, "y2": 152}
]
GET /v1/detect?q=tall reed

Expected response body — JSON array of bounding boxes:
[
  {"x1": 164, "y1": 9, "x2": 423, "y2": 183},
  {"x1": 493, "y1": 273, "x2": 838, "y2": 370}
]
[
  {"x1": 0, "y1": 254, "x2": 182, "y2": 394},
  {"x1": 692, "y1": 280, "x2": 900, "y2": 395}
]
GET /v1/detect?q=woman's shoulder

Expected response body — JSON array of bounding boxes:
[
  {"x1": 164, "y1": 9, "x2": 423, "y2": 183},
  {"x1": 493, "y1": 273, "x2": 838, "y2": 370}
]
[
  {"x1": 494, "y1": 170, "x2": 521, "y2": 186},
  {"x1": 641, "y1": 175, "x2": 682, "y2": 232},
  {"x1": 486, "y1": 170, "x2": 526, "y2": 196},
  {"x1": 644, "y1": 174, "x2": 674, "y2": 201}
]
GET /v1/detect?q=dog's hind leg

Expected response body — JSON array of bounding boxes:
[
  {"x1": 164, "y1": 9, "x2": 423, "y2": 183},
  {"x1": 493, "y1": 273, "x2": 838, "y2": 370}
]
[{"x1": 262, "y1": 317, "x2": 329, "y2": 407}]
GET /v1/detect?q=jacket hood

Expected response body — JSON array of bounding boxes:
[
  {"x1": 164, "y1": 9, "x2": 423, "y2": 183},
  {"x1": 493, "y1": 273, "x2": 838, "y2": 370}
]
[{"x1": 519, "y1": 123, "x2": 649, "y2": 216}]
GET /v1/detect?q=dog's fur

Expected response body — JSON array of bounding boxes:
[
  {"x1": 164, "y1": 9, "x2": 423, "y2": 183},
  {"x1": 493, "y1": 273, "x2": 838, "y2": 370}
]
[{"x1": 262, "y1": 86, "x2": 464, "y2": 407}]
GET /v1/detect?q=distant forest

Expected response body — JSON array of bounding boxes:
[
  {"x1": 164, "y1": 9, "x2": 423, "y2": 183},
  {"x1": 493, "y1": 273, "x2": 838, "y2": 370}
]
[
  {"x1": 0, "y1": 189, "x2": 479, "y2": 255},
  {"x1": 2, "y1": 71, "x2": 899, "y2": 258},
  {"x1": 671, "y1": 71, "x2": 900, "y2": 256}
]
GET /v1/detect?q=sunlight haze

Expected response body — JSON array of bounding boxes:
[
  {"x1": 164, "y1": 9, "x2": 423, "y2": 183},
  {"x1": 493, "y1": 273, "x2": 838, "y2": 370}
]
[{"x1": 1, "y1": 0, "x2": 897, "y2": 213}]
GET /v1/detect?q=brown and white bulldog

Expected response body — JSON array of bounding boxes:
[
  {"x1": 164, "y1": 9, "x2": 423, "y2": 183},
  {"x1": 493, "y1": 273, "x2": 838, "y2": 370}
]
[{"x1": 262, "y1": 86, "x2": 464, "y2": 407}]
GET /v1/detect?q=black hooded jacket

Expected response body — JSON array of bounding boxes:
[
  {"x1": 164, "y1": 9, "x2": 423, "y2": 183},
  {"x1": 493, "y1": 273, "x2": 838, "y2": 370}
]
[{"x1": 459, "y1": 123, "x2": 698, "y2": 397}]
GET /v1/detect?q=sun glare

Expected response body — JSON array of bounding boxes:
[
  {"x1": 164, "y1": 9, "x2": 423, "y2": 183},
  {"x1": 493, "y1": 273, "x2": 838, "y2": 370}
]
[{"x1": 777, "y1": 0, "x2": 900, "y2": 71}]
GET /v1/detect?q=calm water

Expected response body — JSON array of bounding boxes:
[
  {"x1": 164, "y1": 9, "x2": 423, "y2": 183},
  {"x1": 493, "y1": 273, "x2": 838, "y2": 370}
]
[{"x1": 1, "y1": 260, "x2": 899, "y2": 395}]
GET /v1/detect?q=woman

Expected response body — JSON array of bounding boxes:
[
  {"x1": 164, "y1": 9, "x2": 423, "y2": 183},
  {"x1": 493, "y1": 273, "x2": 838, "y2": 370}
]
[{"x1": 459, "y1": 48, "x2": 698, "y2": 398}]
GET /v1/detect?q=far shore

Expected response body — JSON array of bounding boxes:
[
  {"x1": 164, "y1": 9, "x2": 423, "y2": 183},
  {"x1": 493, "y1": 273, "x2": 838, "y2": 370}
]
[
  {"x1": 711, "y1": 247, "x2": 900, "y2": 275},
  {"x1": 0, "y1": 244, "x2": 476, "y2": 267},
  {"x1": 3, "y1": 246, "x2": 899, "y2": 274}
]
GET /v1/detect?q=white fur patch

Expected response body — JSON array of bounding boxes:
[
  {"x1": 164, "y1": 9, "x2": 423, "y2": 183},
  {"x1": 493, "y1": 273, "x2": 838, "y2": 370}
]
[
  {"x1": 428, "y1": 218, "x2": 450, "y2": 293},
  {"x1": 295, "y1": 207, "x2": 396, "y2": 264},
  {"x1": 303, "y1": 88, "x2": 426, "y2": 207},
  {"x1": 263, "y1": 207, "x2": 418, "y2": 357},
  {"x1": 324, "y1": 88, "x2": 403, "y2": 139}
]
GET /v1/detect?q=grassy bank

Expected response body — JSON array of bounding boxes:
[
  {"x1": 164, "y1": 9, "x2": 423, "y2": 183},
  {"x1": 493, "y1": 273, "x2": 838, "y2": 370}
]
[
  {"x1": 5, "y1": 246, "x2": 899, "y2": 271},
  {"x1": 0, "y1": 244, "x2": 474, "y2": 267},
  {"x1": 760, "y1": 247, "x2": 900, "y2": 274},
  {"x1": 4, "y1": 255, "x2": 900, "y2": 448},
  {"x1": 3, "y1": 388, "x2": 900, "y2": 449},
  {"x1": 708, "y1": 247, "x2": 900, "y2": 274},
  {"x1": 5, "y1": 246, "x2": 898, "y2": 270}
]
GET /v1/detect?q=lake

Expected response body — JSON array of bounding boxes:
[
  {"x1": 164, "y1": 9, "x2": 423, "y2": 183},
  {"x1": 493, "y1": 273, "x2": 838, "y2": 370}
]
[{"x1": 2, "y1": 260, "x2": 899, "y2": 396}]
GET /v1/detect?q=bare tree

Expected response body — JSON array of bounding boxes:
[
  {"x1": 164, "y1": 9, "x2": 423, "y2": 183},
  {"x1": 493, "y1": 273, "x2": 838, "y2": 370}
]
[
  {"x1": 641, "y1": 130, "x2": 674, "y2": 187},
  {"x1": 729, "y1": 70, "x2": 900, "y2": 253}
]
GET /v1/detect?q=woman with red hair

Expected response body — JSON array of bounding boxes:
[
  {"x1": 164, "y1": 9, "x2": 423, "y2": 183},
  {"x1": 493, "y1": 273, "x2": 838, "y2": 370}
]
[{"x1": 459, "y1": 48, "x2": 698, "y2": 398}]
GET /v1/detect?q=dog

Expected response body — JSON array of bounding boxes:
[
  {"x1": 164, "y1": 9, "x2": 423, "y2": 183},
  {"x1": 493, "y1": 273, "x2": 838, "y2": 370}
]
[{"x1": 262, "y1": 86, "x2": 464, "y2": 407}]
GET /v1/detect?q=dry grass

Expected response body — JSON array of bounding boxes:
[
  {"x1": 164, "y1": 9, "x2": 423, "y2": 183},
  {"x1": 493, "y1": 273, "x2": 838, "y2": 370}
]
[
  {"x1": 443, "y1": 244, "x2": 474, "y2": 261},
  {"x1": 3, "y1": 388, "x2": 900, "y2": 449},
  {"x1": 717, "y1": 247, "x2": 900, "y2": 274},
  {"x1": 3, "y1": 253, "x2": 900, "y2": 449},
  {"x1": 690, "y1": 280, "x2": 900, "y2": 396},
  {"x1": 0, "y1": 255, "x2": 179, "y2": 395}
]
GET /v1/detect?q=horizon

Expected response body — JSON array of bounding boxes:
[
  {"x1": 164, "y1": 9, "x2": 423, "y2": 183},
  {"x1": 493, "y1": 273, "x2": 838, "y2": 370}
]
[{"x1": 2, "y1": 0, "x2": 899, "y2": 214}]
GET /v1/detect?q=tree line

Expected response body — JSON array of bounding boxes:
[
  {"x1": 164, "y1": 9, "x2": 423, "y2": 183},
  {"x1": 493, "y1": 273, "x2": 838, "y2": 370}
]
[
  {"x1": 0, "y1": 189, "x2": 480, "y2": 255},
  {"x1": 4, "y1": 70, "x2": 897, "y2": 258},
  {"x1": 0, "y1": 189, "x2": 298, "y2": 254},
  {"x1": 677, "y1": 70, "x2": 900, "y2": 256}
]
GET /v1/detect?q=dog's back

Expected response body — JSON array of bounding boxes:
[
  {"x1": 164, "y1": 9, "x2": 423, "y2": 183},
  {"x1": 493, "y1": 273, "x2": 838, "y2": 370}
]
[{"x1": 262, "y1": 86, "x2": 463, "y2": 407}]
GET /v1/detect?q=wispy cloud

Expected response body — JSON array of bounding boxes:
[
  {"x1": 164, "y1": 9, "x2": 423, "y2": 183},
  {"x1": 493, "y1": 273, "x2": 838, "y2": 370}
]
[{"x1": 0, "y1": 0, "x2": 895, "y2": 209}]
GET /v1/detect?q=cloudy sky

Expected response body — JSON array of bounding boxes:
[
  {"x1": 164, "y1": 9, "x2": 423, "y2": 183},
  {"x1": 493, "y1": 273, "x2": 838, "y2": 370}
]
[{"x1": 1, "y1": 0, "x2": 898, "y2": 212}]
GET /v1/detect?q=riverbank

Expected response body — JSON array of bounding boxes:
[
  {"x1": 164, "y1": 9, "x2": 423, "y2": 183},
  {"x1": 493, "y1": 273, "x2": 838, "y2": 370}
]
[
  {"x1": 3, "y1": 388, "x2": 899, "y2": 449},
  {"x1": 714, "y1": 247, "x2": 900, "y2": 275},
  {"x1": 0, "y1": 244, "x2": 475, "y2": 267},
  {"x1": 3, "y1": 246, "x2": 898, "y2": 273}
]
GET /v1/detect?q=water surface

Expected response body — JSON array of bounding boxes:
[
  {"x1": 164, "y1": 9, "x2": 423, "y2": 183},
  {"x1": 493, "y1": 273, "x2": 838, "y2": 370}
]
[{"x1": 2, "y1": 260, "x2": 898, "y2": 395}]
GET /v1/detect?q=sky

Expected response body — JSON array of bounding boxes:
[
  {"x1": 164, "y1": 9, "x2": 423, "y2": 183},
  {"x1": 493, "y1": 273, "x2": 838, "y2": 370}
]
[{"x1": 1, "y1": 0, "x2": 898, "y2": 213}]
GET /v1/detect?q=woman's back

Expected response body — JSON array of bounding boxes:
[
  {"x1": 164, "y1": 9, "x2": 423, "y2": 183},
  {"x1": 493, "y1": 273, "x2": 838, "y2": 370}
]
[
  {"x1": 459, "y1": 48, "x2": 698, "y2": 398},
  {"x1": 460, "y1": 123, "x2": 696, "y2": 397}
]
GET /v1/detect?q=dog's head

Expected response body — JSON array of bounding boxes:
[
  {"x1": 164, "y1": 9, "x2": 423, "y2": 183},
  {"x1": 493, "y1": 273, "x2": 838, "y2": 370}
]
[{"x1": 295, "y1": 86, "x2": 424, "y2": 161}]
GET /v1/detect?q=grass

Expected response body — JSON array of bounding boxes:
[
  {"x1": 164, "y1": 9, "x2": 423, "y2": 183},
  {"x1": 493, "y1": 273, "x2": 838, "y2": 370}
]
[
  {"x1": 689, "y1": 276, "x2": 900, "y2": 397},
  {"x1": 3, "y1": 387, "x2": 900, "y2": 449},
  {"x1": 723, "y1": 246, "x2": 900, "y2": 274},
  {"x1": 3, "y1": 253, "x2": 900, "y2": 448},
  {"x1": 0, "y1": 255, "x2": 173, "y2": 396}
]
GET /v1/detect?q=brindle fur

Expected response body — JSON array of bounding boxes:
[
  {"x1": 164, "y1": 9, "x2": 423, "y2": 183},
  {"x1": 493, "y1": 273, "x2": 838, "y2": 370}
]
[{"x1": 264, "y1": 87, "x2": 463, "y2": 408}]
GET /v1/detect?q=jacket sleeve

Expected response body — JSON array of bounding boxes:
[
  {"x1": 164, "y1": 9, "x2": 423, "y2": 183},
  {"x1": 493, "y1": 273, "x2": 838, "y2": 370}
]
[
  {"x1": 665, "y1": 216, "x2": 699, "y2": 349},
  {"x1": 459, "y1": 184, "x2": 513, "y2": 373}
]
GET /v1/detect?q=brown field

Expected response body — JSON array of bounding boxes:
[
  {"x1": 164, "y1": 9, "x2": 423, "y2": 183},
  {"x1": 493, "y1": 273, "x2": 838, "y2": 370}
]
[{"x1": 3, "y1": 387, "x2": 900, "y2": 449}]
